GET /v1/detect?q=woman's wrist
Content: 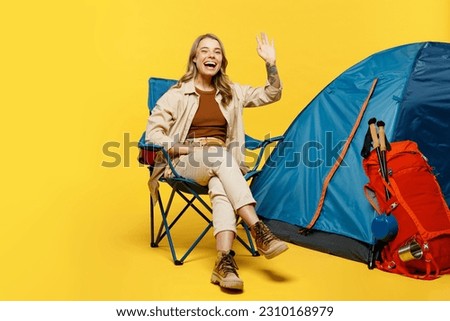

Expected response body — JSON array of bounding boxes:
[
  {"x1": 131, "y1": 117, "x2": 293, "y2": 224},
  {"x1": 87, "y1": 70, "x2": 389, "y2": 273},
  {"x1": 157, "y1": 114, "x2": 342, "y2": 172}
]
[
  {"x1": 168, "y1": 143, "x2": 191, "y2": 157},
  {"x1": 265, "y1": 62, "x2": 280, "y2": 88}
]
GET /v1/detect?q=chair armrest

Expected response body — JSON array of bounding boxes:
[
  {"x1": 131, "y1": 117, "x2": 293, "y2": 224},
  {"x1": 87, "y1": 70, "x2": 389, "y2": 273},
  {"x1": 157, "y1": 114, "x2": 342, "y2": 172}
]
[
  {"x1": 138, "y1": 132, "x2": 164, "y2": 151},
  {"x1": 244, "y1": 169, "x2": 261, "y2": 181},
  {"x1": 245, "y1": 134, "x2": 264, "y2": 150},
  {"x1": 245, "y1": 134, "x2": 284, "y2": 150},
  {"x1": 139, "y1": 132, "x2": 284, "y2": 177},
  {"x1": 138, "y1": 132, "x2": 184, "y2": 178},
  {"x1": 263, "y1": 135, "x2": 284, "y2": 145},
  {"x1": 245, "y1": 134, "x2": 284, "y2": 174}
]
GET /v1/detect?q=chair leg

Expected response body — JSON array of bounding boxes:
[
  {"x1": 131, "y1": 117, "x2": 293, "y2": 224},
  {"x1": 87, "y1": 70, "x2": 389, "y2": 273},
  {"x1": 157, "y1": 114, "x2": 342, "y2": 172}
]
[
  {"x1": 148, "y1": 188, "x2": 183, "y2": 264},
  {"x1": 150, "y1": 194, "x2": 156, "y2": 248},
  {"x1": 149, "y1": 180, "x2": 260, "y2": 265},
  {"x1": 237, "y1": 219, "x2": 260, "y2": 256},
  {"x1": 177, "y1": 221, "x2": 213, "y2": 264},
  {"x1": 154, "y1": 189, "x2": 180, "y2": 264},
  {"x1": 154, "y1": 188, "x2": 176, "y2": 244},
  {"x1": 171, "y1": 186, "x2": 213, "y2": 264},
  {"x1": 151, "y1": 187, "x2": 212, "y2": 265}
]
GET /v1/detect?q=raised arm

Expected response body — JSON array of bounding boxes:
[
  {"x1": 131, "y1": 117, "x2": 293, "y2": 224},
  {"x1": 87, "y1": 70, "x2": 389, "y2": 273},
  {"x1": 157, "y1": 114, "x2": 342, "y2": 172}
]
[{"x1": 256, "y1": 32, "x2": 281, "y2": 89}]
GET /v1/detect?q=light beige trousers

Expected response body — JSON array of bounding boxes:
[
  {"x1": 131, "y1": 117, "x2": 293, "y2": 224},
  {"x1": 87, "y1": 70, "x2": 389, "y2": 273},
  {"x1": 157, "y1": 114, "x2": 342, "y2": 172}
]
[{"x1": 172, "y1": 146, "x2": 256, "y2": 236}]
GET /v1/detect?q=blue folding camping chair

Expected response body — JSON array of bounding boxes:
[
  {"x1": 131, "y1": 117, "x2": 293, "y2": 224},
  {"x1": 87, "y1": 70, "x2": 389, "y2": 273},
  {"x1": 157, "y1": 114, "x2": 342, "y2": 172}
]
[{"x1": 138, "y1": 77, "x2": 283, "y2": 265}]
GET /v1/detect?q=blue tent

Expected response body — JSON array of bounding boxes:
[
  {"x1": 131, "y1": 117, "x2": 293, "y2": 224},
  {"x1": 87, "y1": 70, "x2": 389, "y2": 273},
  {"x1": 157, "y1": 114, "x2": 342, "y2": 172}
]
[{"x1": 250, "y1": 42, "x2": 450, "y2": 262}]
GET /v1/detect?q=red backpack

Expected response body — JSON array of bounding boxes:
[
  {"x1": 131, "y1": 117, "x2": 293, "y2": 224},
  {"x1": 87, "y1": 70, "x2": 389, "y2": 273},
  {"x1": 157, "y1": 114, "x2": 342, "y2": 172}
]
[{"x1": 363, "y1": 140, "x2": 450, "y2": 280}]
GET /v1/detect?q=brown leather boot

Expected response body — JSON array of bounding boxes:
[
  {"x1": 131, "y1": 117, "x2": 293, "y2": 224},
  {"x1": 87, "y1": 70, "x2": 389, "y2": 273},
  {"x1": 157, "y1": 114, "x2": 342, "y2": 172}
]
[
  {"x1": 210, "y1": 250, "x2": 243, "y2": 291},
  {"x1": 250, "y1": 221, "x2": 288, "y2": 259}
]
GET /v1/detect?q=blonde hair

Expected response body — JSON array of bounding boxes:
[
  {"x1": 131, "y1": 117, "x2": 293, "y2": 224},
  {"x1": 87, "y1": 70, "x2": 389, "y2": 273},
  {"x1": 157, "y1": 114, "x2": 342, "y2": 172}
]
[{"x1": 176, "y1": 33, "x2": 233, "y2": 106}]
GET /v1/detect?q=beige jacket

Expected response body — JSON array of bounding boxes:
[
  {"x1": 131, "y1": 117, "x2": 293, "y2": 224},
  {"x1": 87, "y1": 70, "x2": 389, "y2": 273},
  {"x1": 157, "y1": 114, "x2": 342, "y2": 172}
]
[{"x1": 145, "y1": 78, "x2": 282, "y2": 202}]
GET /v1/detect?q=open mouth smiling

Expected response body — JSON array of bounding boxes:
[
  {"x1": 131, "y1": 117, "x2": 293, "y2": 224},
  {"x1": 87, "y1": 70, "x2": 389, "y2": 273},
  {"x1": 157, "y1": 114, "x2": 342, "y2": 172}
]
[{"x1": 204, "y1": 61, "x2": 217, "y2": 69}]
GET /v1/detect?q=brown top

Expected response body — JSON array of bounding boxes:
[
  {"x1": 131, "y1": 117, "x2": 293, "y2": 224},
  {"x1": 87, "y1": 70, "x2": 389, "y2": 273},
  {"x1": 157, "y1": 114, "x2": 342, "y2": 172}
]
[{"x1": 186, "y1": 88, "x2": 227, "y2": 142}]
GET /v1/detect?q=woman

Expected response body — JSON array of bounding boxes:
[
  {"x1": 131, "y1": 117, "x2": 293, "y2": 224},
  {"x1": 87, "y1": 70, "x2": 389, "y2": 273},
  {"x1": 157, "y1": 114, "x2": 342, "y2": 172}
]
[{"x1": 146, "y1": 33, "x2": 288, "y2": 291}]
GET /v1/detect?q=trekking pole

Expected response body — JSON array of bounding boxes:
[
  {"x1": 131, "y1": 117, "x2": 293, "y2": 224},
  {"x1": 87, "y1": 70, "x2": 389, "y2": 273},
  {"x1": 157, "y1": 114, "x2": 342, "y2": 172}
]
[
  {"x1": 368, "y1": 117, "x2": 393, "y2": 269},
  {"x1": 369, "y1": 118, "x2": 389, "y2": 199},
  {"x1": 367, "y1": 118, "x2": 381, "y2": 269},
  {"x1": 377, "y1": 120, "x2": 390, "y2": 200},
  {"x1": 369, "y1": 118, "x2": 382, "y2": 173}
]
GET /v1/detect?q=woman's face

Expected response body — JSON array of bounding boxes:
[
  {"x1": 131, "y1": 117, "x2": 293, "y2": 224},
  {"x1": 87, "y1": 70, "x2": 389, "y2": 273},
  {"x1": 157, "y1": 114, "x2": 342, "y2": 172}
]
[{"x1": 194, "y1": 37, "x2": 223, "y2": 78}]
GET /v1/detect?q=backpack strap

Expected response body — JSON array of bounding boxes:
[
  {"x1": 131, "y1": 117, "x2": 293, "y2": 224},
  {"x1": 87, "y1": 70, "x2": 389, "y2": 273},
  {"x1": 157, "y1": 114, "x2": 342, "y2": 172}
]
[
  {"x1": 387, "y1": 177, "x2": 427, "y2": 233},
  {"x1": 363, "y1": 183, "x2": 382, "y2": 214},
  {"x1": 381, "y1": 176, "x2": 443, "y2": 279},
  {"x1": 425, "y1": 251, "x2": 440, "y2": 278},
  {"x1": 377, "y1": 252, "x2": 439, "y2": 280},
  {"x1": 304, "y1": 78, "x2": 378, "y2": 230}
]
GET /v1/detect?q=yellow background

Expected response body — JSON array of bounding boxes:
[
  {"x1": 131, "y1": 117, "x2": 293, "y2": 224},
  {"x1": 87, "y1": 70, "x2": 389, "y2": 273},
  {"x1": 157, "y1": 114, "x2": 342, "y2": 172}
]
[{"x1": 1, "y1": 0, "x2": 449, "y2": 300}]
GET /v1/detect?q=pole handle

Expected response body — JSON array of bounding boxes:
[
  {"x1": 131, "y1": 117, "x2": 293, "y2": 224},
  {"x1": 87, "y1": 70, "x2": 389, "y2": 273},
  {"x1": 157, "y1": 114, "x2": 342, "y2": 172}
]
[
  {"x1": 377, "y1": 121, "x2": 387, "y2": 152},
  {"x1": 368, "y1": 118, "x2": 379, "y2": 149}
]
